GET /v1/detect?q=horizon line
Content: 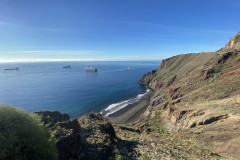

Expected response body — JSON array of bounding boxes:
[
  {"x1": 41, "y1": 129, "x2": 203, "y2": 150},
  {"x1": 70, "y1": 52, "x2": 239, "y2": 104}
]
[{"x1": 0, "y1": 58, "x2": 162, "y2": 63}]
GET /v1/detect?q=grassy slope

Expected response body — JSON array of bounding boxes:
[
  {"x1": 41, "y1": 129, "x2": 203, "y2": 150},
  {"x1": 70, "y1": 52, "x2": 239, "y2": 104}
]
[{"x1": 134, "y1": 47, "x2": 240, "y2": 159}]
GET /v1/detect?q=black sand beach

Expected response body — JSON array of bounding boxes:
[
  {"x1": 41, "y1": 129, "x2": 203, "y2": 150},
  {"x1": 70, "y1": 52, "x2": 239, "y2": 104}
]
[{"x1": 107, "y1": 92, "x2": 152, "y2": 124}]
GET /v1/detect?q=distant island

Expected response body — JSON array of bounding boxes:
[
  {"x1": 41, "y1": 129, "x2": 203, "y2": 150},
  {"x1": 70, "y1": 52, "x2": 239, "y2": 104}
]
[{"x1": 0, "y1": 32, "x2": 240, "y2": 160}]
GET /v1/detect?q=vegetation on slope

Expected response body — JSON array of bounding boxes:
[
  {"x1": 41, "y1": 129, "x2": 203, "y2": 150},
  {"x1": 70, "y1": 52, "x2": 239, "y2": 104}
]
[{"x1": 0, "y1": 105, "x2": 58, "y2": 160}]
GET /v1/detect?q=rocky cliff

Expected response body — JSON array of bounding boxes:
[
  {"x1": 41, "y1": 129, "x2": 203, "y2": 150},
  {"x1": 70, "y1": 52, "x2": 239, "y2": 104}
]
[{"x1": 138, "y1": 32, "x2": 240, "y2": 159}]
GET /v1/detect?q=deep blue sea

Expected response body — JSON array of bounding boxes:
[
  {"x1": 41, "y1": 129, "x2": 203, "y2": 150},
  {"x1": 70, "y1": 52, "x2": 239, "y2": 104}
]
[{"x1": 0, "y1": 61, "x2": 160, "y2": 117}]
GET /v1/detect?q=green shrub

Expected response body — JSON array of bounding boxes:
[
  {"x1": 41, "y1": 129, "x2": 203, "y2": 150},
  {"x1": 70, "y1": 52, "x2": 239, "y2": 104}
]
[
  {"x1": 0, "y1": 105, "x2": 58, "y2": 160},
  {"x1": 96, "y1": 138, "x2": 104, "y2": 144},
  {"x1": 138, "y1": 155, "x2": 149, "y2": 160}
]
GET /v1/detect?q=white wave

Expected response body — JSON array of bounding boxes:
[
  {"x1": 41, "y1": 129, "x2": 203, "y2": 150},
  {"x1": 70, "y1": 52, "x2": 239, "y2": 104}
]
[{"x1": 100, "y1": 89, "x2": 150, "y2": 117}]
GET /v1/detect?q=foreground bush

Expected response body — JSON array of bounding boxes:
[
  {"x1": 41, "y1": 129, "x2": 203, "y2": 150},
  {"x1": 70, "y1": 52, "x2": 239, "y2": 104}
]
[{"x1": 0, "y1": 105, "x2": 57, "y2": 160}]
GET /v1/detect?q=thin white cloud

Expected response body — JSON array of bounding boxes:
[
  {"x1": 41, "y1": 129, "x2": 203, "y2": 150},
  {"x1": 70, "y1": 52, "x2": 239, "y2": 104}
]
[
  {"x1": 0, "y1": 21, "x2": 8, "y2": 25},
  {"x1": 20, "y1": 26, "x2": 73, "y2": 33},
  {"x1": 0, "y1": 20, "x2": 73, "y2": 33},
  {"x1": 0, "y1": 58, "x2": 105, "y2": 63},
  {"x1": 112, "y1": 20, "x2": 157, "y2": 26},
  {"x1": 186, "y1": 28, "x2": 238, "y2": 35},
  {"x1": 42, "y1": 28, "x2": 72, "y2": 32},
  {"x1": 0, "y1": 20, "x2": 14, "y2": 26},
  {"x1": 121, "y1": 37, "x2": 145, "y2": 40},
  {"x1": 62, "y1": 50, "x2": 103, "y2": 55},
  {"x1": 7, "y1": 50, "x2": 103, "y2": 55},
  {"x1": 0, "y1": 57, "x2": 162, "y2": 63},
  {"x1": 8, "y1": 50, "x2": 47, "y2": 53}
]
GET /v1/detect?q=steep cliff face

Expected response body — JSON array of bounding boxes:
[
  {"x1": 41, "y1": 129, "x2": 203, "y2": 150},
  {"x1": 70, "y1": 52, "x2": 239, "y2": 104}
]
[
  {"x1": 139, "y1": 33, "x2": 240, "y2": 158},
  {"x1": 140, "y1": 52, "x2": 220, "y2": 91},
  {"x1": 140, "y1": 47, "x2": 240, "y2": 103}
]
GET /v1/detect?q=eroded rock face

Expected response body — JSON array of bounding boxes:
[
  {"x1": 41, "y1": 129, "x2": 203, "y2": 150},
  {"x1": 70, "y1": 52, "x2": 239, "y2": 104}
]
[
  {"x1": 167, "y1": 87, "x2": 183, "y2": 101},
  {"x1": 166, "y1": 106, "x2": 230, "y2": 131},
  {"x1": 223, "y1": 32, "x2": 240, "y2": 51},
  {"x1": 139, "y1": 70, "x2": 156, "y2": 85},
  {"x1": 139, "y1": 71, "x2": 177, "y2": 91},
  {"x1": 163, "y1": 104, "x2": 240, "y2": 158},
  {"x1": 149, "y1": 80, "x2": 164, "y2": 91}
]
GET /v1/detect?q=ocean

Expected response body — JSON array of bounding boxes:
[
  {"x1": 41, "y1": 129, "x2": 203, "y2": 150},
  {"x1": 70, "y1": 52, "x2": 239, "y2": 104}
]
[{"x1": 0, "y1": 61, "x2": 160, "y2": 117}]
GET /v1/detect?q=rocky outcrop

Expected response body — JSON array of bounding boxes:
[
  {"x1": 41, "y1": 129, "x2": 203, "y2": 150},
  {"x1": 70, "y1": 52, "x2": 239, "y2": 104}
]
[
  {"x1": 166, "y1": 106, "x2": 229, "y2": 131},
  {"x1": 223, "y1": 32, "x2": 240, "y2": 51},
  {"x1": 77, "y1": 113, "x2": 118, "y2": 160},
  {"x1": 163, "y1": 103, "x2": 240, "y2": 157},
  {"x1": 139, "y1": 70, "x2": 156, "y2": 85},
  {"x1": 36, "y1": 111, "x2": 118, "y2": 160},
  {"x1": 167, "y1": 87, "x2": 183, "y2": 101},
  {"x1": 36, "y1": 111, "x2": 82, "y2": 160},
  {"x1": 36, "y1": 111, "x2": 70, "y2": 126},
  {"x1": 201, "y1": 69, "x2": 216, "y2": 80}
]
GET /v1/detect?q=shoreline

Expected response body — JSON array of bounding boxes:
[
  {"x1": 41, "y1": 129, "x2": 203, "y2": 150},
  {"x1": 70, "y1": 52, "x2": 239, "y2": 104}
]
[{"x1": 107, "y1": 91, "x2": 152, "y2": 124}]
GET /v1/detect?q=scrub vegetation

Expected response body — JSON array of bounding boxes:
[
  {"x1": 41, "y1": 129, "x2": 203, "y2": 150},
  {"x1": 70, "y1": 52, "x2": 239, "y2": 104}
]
[{"x1": 0, "y1": 105, "x2": 58, "y2": 160}]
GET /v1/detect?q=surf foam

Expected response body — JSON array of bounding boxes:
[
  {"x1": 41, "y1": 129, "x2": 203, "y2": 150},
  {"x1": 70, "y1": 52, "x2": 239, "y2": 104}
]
[{"x1": 100, "y1": 89, "x2": 150, "y2": 117}]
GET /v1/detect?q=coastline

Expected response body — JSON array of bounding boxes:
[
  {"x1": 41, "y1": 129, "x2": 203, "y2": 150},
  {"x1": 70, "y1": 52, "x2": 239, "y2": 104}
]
[{"x1": 107, "y1": 91, "x2": 152, "y2": 124}]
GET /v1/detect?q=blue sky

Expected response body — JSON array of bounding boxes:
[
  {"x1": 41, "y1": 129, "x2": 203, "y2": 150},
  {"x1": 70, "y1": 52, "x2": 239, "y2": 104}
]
[{"x1": 0, "y1": 0, "x2": 239, "y2": 62}]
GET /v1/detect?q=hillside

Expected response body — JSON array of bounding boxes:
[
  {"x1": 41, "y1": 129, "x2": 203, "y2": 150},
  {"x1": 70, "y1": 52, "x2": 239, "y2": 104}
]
[
  {"x1": 138, "y1": 32, "x2": 240, "y2": 159},
  {"x1": 35, "y1": 110, "x2": 219, "y2": 160}
]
